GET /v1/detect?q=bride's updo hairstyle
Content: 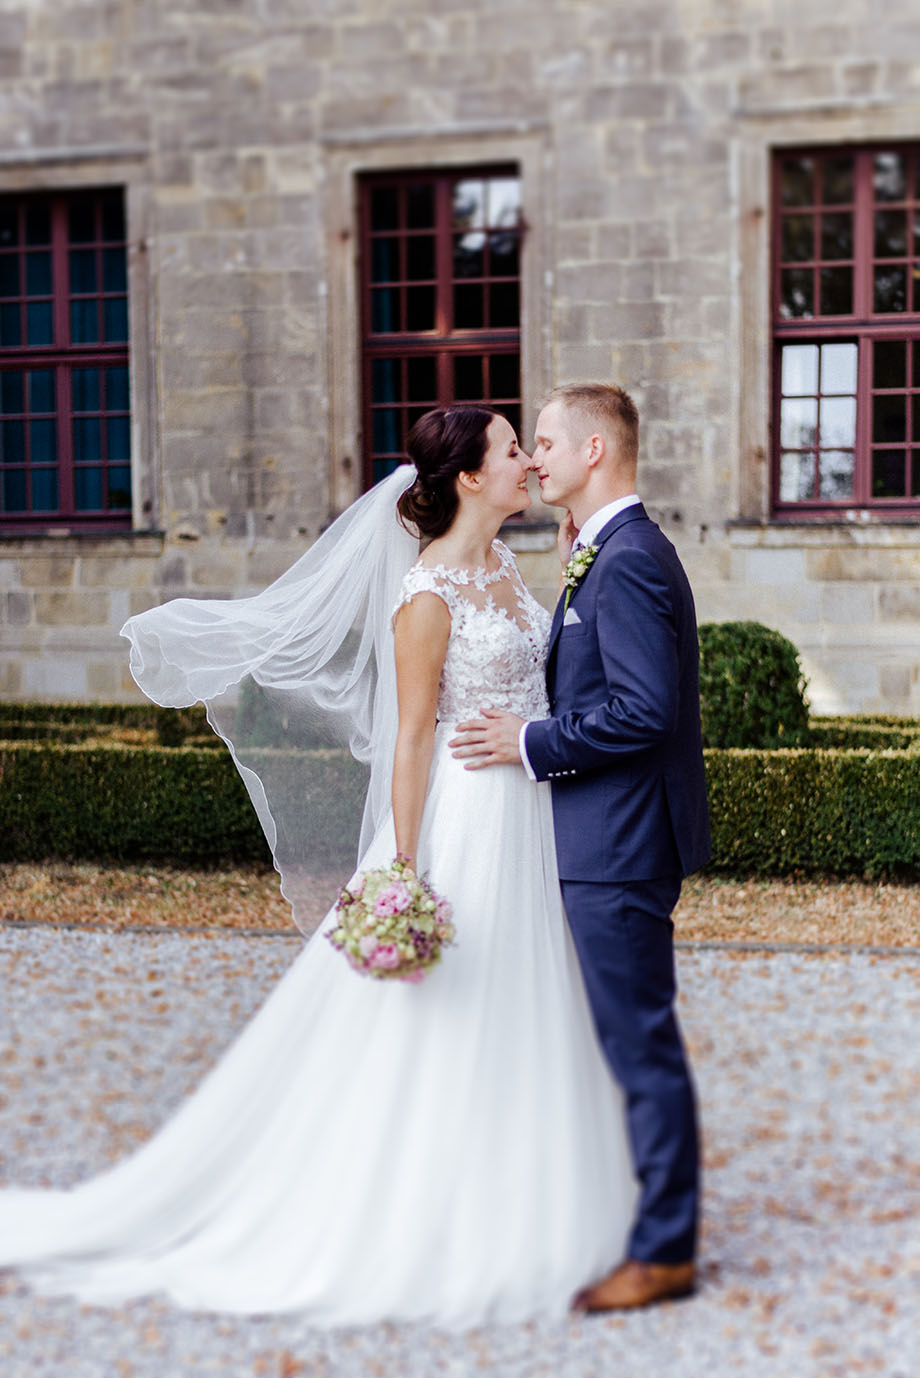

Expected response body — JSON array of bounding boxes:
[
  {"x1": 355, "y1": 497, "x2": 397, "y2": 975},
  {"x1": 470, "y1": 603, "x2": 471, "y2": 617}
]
[{"x1": 397, "y1": 406, "x2": 496, "y2": 540}]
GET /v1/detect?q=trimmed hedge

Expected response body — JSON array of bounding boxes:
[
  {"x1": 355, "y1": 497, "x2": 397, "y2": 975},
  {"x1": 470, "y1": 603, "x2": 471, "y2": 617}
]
[
  {"x1": 0, "y1": 701, "x2": 210, "y2": 747},
  {"x1": 808, "y1": 716, "x2": 920, "y2": 750},
  {"x1": 1, "y1": 737, "x2": 918, "y2": 878},
  {"x1": 0, "y1": 742, "x2": 367, "y2": 868},
  {"x1": 704, "y1": 747, "x2": 920, "y2": 878},
  {"x1": 698, "y1": 621, "x2": 810, "y2": 749}
]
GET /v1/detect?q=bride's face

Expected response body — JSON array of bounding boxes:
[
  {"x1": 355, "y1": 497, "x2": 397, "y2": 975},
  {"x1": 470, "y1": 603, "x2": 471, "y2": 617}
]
[{"x1": 476, "y1": 414, "x2": 532, "y2": 516}]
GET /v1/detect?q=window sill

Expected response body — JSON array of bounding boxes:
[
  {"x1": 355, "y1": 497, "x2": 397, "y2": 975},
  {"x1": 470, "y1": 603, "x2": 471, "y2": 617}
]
[
  {"x1": 0, "y1": 529, "x2": 165, "y2": 554},
  {"x1": 727, "y1": 518, "x2": 920, "y2": 548}
]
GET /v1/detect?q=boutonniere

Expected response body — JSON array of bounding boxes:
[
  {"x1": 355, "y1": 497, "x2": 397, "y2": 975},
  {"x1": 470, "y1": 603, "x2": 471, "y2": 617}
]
[{"x1": 562, "y1": 544, "x2": 598, "y2": 610}]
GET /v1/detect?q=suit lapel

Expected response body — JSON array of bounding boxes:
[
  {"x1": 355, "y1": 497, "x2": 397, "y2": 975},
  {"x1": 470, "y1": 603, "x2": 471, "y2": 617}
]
[{"x1": 545, "y1": 503, "x2": 649, "y2": 671}]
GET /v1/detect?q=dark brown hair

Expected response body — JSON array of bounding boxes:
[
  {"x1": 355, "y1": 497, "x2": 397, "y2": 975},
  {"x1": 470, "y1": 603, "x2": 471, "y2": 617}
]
[{"x1": 397, "y1": 406, "x2": 497, "y2": 539}]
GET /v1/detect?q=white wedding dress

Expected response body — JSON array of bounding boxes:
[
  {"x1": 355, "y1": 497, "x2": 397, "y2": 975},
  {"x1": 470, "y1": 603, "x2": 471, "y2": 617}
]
[{"x1": 0, "y1": 541, "x2": 637, "y2": 1329}]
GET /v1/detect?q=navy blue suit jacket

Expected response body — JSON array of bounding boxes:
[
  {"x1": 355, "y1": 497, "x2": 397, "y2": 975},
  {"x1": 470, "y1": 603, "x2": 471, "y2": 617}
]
[{"x1": 525, "y1": 504, "x2": 710, "y2": 884}]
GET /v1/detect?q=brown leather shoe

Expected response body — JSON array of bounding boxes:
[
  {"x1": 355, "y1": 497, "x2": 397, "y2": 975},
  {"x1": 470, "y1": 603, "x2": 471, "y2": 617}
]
[{"x1": 572, "y1": 1259, "x2": 696, "y2": 1312}]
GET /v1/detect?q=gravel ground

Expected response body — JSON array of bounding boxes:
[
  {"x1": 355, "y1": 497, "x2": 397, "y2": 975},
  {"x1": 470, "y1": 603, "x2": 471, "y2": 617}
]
[{"x1": 1, "y1": 926, "x2": 918, "y2": 1378}]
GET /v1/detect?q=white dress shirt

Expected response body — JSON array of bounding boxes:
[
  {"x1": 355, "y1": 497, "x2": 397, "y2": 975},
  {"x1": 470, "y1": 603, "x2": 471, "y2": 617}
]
[{"x1": 518, "y1": 495, "x2": 641, "y2": 778}]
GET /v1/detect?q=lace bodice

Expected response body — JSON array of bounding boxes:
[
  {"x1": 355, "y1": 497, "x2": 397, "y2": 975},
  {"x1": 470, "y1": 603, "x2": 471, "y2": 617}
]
[{"x1": 393, "y1": 540, "x2": 551, "y2": 723}]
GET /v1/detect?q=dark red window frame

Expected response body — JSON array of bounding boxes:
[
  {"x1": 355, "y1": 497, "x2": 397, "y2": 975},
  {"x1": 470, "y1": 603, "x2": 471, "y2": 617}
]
[
  {"x1": 359, "y1": 166, "x2": 523, "y2": 488},
  {"x1": 0, "y1": 187, "x2": 131, "y2": 532},
  {"x1": 772, "y1": 145, "x2": 920, "y2": 516}
]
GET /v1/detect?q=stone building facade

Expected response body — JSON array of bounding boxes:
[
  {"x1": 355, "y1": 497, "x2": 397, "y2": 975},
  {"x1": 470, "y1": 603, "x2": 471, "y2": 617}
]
[{"x1": 1, "y1": 0, "x2": 919, "y2": 713}]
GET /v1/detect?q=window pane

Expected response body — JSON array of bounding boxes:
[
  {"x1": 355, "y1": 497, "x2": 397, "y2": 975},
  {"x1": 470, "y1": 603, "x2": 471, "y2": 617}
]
[
  {"x1": 912, "y1": 451, "x2": 920, "y2": 497},
  {"x1": 0, "y1": 302, "x2": 21, "y2": 345},
  {"x1": 819, "y1": 396, "x2": 856, "y2": 447},
  {"x1": 71, "y1": 299, "x2": 99, "y2": 343},
  {"x1": 489, "y1": 353, "x2": 519, "y2": 398},
  {"x1": 106, "y1": 366, "x2": 129, "y2": 411},
  {"x1": 106, "y1": 415, "x2": 130, "y2": 462},
  {"x1": 914, "y1": 394, "x2": 920, "y2": 442},
  {"x1": 405, "y1": 184, "x2": 434, "y2": 230},
  {"x1": 28, "y1": 369, "x2": 54, "y2": 412},
  {"x1": 779, "y1": 268, "x2": 813, "y2": 318},
  {"x1": 0, "y1": 254, "x2": 18, "y2": 297},
  {"x1": 26, "y1": 302, "x2": 53, "y2": 345},
  {"x1": 779, "y1": 451, "x2": 815, "y2": 501},
  {"x1": 874, "y1": 339, "x2": 906, "y2": 389},
  {"x1": 370, "y1": 186, "x2": 399, "y2": 232},
  {"x1": 821, "y1": 343, "x2": 857, "y2": 394},
  {"x1": 453, "y1": 180, "x2": 486, "y2": 229},
  {"x1": 873, "y1": 393, "x2": 906, "y2": 443},
  {"x1": 68, "y1": 198, "x2": 96, "y2": 243},
  {"x1": 371, "y1": 237, "x2": 400, "y2": 284},
  {"x1": 454, "y1": 232, "x2": 485, "y2": 279},
  {"x1": 25, "y1": 251, "x2": 51, "y2": 296},
  {"x1": 30, "y1": 417, "x2": 56, "y2": 462},
  {"x1": 31, "y1": 467, "x2": 57, "y2": 511},
  {"x1": 781, "y1": 344, "x2": 818, "y2": 395},
  {"x1": 781, "y1": 214, "x2": 813, "y2": 262},
  {"x1": 874, "y1": 265, "x2": 907, "y2": 312},
  {"x1": 372, "y1": 407, "x2": 400, "y2": 454},
  {"x1": 70, "y1": 248, "x2": 97, "y2": 293},
  {"x1": 73, "y1": 368, "x2": 101, "y2": 412},
  {"x1": 454, "y1": 283, "x2": 483, "y2": 328},
  {"x1": 406, "y1": 355, "x2": 436, "y2": 402},
  {"x1": 872, "y1": 450, "x2": 906, "y2": 497},
  {"x1": 821, "y1": 156, "x2": 853, "y2": 205},
  {"x1": 405, "y1": 285, "x2": 434, "y2": 331},
  {"x1": 1, "y1": 417, "x2": 25, "y2": 460},
  {"x1": 107, "y1": 466, "x2": 131, "y2": 509},
  {"x1": 25, "y1": 202, "x2": 50, "y2": 245},
  {"x1": 0, "y1": 203, "x2": 18, "y2": 247},
  {"x1": 818, "y1": 450, "x2": 854, "y2": 499},
  {"x1": 489, "y1": 230, "x2": 519, "y2": 277},
  {"x1": 780, "y1": 396, "x2": 817, "y2": 449},
  {"x1": 915, "y1": 209, "x2": 920, "y2": 257},
  {"x1": 495, "y1": 401, "x2": 521, "y2": 436},
  {"x1": 73, "y1": 416, "x2": 102, "y2": 461},
  {"x1": 1, "y1": 370, "x2": 23, "y2": 413},
  {"x1": 75, "y1": 466, "x2": 104, "y2": 510},
  {"x1": 102, "y1": 247, "x2": 127, "y2": 293},
  {"x1": 489, "y1": 280, "x2": 519, "y2": 327},
  {"x1": 780, "y1": 158, "x2": 814, "y2": 207},
  {"x1": 2, "y1": 468, "x2": 26, "y2": 511},
  {"x1": 370, "y1": 287, "x2": 399, "y2": 333},
  {"x1": 819, "y1": 266, "x2": 851, "y2": 315},
  {"x1": 101, "y1": 195, "x2": 125, "y2": 242},
  {"x1": 453, "y1": 355, "x2": 482, "y2": 399},
  {"x1": 103, "y1": 297, "x2": 128, "y2": 342},
  {"x1": 874, "y1": 209, "x2": 907, "y2": 257},
  {"x1": 820, "y1": 211, "x2": 852, "y2": 260},
  {"x1": 487, "y1": 178, "x2": 521, "y2": 227},
  {"x1": 873, "y1": 152, "x2": 906, "y2": 202},
  {"x1": 405, "y1": 235, "x2": 435, "y2": 281},
  {"x1": 371, "y1": 357, "x2": 399, "y2": 403}
]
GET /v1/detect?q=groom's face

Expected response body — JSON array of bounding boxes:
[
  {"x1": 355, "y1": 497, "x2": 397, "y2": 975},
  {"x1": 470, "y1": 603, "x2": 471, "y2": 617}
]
[{"x1": 532, "y1": 400, "x2": 588, "y2": 509}]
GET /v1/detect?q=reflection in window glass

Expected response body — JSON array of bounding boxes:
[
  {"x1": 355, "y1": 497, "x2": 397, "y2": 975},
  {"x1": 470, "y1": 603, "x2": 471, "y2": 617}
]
[
  {"x1": 821, "y1": 343, "x2": 857, "y2": 394},
  {"x1": 779, "y1": 451, "x2": 815, "y2": 501},
  {"x1": 780, "y1": 396, "x2": 817, "y2": 450},
  {"x1": 781, "y1": 344, "x2": 818, "y2": 396},
  {"x1": 819, "y1": 396, "x2": 856, "y2": 448},
  {"x1": 818, "y1": 450, "x2": 854, "y2": 499},
  {"x1": 873, "y1": 152, "x2": 906, "y2": 203},
  {"x1": 452, "y1": 181, "x2": 486, "y2": 230}
]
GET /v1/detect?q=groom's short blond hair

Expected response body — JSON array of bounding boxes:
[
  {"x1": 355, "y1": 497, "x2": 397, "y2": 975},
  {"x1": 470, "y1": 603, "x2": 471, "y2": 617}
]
[{"x1": 547, "y1": 383, "x2": 639, "y2": 467}]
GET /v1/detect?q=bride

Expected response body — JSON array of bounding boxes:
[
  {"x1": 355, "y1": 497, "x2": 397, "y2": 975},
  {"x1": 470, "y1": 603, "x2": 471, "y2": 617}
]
[{"x1": 0, "y1": 406, "x2": 637, "y2": 1328}]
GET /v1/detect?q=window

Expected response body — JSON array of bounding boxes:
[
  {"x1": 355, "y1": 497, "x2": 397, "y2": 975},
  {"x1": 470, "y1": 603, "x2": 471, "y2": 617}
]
[
  {"x1": 360, "y1": 168, "x2": 522, "y2": 487},
  {"x1": 773, "y1": 146, "x2": 920, "y2": 514},
  {"x1": 0, "y1": 188, "x2": 130, "y2": 530}
]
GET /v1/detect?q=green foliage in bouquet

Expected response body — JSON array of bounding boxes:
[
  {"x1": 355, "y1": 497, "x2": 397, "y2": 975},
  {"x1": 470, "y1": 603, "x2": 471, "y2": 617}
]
[{"x1": 698, "y1": 621, "x2": 809, "y2": 749}]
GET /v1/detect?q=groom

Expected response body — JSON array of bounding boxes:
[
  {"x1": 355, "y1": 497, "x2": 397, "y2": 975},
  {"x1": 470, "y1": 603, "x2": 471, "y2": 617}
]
[{"x1": 450, "y1": 383, "x2": 710, "y2": 1311}]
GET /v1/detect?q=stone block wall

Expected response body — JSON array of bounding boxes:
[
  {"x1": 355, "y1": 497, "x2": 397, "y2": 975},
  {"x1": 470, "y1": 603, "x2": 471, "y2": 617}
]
[{"x1": 0, "y1": 0, "x2": 919, "y2": 713}]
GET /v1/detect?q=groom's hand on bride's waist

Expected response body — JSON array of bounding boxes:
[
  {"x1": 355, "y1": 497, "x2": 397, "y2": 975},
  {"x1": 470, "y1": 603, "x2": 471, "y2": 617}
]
[{"x1": 449, "y1": 708, "x2": 525, "y2": 769}]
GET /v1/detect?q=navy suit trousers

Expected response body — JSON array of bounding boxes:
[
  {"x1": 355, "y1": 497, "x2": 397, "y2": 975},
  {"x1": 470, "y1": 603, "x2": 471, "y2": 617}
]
[{"x1": 561, "y1": 875, "x2": 699, "y2": 1264}]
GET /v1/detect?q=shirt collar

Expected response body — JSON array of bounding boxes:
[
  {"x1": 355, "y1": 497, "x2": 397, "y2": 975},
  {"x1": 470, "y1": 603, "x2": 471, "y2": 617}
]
[{"x1": 575, "y1": 495, "x2": 641, "y2": 549}]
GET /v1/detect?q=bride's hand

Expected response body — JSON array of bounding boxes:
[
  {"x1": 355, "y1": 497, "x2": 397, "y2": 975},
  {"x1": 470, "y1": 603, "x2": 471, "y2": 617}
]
[{"x1": 557, "y1": 511, "x2": 577, "y2": 566}]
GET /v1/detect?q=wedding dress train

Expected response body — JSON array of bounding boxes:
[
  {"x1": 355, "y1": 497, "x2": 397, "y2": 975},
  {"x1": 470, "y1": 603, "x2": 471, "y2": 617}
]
[{"x1": 0, "y1": 543, "x2": 637, "y2": 1328}]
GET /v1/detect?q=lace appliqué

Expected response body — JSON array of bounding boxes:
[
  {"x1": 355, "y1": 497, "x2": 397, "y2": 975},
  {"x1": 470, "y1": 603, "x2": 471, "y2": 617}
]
[{"x1": 393, "y1": 540, "x2": 551, "y2": 724}]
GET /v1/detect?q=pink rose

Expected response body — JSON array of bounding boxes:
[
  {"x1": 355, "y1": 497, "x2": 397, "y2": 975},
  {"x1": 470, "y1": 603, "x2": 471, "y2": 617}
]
[
  {"x1": 371, "y1": 944, "x2": 401, "y2": 970},
  {"x1": 358, "y1": 934, "x2": 379, "y2": 959},
  {"x1": 373, "y1": 881, "x2": 412, "y2": 918},
  {"x1": 435, "y1": 898, "x2": 453, "y2": 924}
]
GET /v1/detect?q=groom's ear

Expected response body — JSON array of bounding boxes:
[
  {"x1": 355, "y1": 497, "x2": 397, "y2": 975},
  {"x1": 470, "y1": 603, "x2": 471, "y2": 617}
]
[{"x1": 584, "y1": 433, "x2": 605, "y2": 469}]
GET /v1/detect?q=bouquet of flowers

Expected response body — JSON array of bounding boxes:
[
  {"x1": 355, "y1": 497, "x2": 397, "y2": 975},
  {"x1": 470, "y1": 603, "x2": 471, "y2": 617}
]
[{"x1": 325, "y1": 854, "x2": 456, "y2": 984}]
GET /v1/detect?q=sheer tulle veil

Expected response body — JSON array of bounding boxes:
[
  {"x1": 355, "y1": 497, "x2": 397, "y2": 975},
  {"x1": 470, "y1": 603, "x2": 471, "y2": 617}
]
[{"x1": 120, "y1": 465, "x2": 418, "y2": 935}]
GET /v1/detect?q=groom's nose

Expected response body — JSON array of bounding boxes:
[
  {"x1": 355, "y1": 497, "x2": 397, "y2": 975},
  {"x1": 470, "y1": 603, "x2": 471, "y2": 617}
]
[{"x1": 520, "y1": 450, "x2": 538, "y2": 471}]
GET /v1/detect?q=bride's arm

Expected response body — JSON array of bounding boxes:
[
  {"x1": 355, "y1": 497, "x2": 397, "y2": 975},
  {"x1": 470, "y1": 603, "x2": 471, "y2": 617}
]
[{"x1": 392, "y1": 591, "x2": 451, "y2": 870}]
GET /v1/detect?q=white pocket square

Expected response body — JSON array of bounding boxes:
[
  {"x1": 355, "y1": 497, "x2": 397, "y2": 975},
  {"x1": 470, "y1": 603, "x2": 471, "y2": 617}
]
[{"x1": 563, "y1": 606, "x2": 582, "y2": 626}]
